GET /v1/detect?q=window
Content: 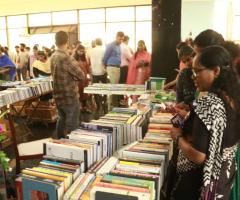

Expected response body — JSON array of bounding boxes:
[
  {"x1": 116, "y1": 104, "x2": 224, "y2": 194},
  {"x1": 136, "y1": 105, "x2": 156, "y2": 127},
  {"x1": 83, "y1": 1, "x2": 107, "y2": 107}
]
[
  {"x1": 136, "y1": 6, "x2": 152, "y2": 21},
  {"x1": 52, "y1": 10, "x2": 77, "y2": 25},
  {"x1": 29, "y1": 33, "x2": 55, "y2": 49},
  {"x1": 79, "y1": 9, "x2": 105, "y2": 23},
  {"x1": 136, "y1": 22, "x2": 152, "y2": 53},
  {"x1": 8, "y1": 28, "x2": 29, "y2": 50},
  {"x1": 232, "y1": 16, "x2": 240, "y2": 41},
  {"x1": 0, "y1": 30, "x2": 8, "y2": 46},
  {"x1": 79, "y1": 23, "x2": 105, "y2": 47},
  {"x1": 106, "y1": 7, "x2": 134, "y2": 22},
  {"x1": 106, "y1": 22, "x2": 135, "y2": 49},
  {"x1": 0, "y1": 17, "x2": 6, "y2": 29},
  {"x1": 29, "y1": 13, "x2": 51, "y2": 27},
  {"x1": 7, "y1": 15, "x2": 27, "y2": 28}
]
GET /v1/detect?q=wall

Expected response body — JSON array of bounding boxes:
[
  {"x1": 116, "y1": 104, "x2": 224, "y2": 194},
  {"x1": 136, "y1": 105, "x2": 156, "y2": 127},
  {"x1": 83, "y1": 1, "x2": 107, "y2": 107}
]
[
  {"x1": 181, "y1": 0, "x2": 214, "y2": 40},
  {"x1": 0, "y1": 0, "x2": 151, "y2": 16}
]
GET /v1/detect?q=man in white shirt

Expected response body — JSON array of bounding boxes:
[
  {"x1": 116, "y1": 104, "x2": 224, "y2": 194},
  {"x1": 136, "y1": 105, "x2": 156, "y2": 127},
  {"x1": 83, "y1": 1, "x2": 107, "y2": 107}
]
[
  {"x1": 88, "y1": 38, "x2": 108, "y2": 114},
  {"x1": 120, "y1": 35, "x2": 133, "y2": 83}
]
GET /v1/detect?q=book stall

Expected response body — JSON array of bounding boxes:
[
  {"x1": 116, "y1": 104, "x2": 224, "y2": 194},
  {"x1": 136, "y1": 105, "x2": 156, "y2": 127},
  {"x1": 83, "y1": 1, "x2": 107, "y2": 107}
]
[{"x1": 16, "y1": 82, "x2": 177, "y2": 200}]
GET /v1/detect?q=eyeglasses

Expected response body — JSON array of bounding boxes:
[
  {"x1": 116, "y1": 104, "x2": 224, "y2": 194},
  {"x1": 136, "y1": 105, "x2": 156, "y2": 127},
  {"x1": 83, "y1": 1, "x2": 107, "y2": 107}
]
[{"x1": 192, "y1": 68, "x2": 207, "y2": 77}]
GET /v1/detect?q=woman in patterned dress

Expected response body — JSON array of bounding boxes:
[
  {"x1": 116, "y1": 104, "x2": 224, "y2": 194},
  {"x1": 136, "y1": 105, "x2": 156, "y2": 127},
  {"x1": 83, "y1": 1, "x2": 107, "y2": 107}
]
[{"x1": 170, "y1": 45, "x2": 240, "y2": 200}]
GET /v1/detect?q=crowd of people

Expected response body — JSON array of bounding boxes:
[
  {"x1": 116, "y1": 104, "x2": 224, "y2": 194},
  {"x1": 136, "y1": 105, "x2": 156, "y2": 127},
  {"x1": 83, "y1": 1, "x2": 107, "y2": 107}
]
[
  {"x1": 162, "y1": 29, "x2": 240, "y2": 200},
  {"x1": 0, "y1": 31, "x2": 152, "y2": 111},
  {"x1": 0, "y1": 28, "x2": 240, "y2": 200}
]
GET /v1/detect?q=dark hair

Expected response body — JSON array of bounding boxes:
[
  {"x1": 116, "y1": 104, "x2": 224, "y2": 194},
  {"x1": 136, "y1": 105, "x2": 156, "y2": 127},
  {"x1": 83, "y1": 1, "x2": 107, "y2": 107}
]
[
  {"x1": 74, "y1": 44, "x2": 86, "y2": 62},
  {"x1": 25, "y1": 46, "x2": 30, "y2": 51},
  {"x1": 116, "y1": 31, "x2": 124, "y2": 38},
  {"x1": 134, "y1": 40, "x2": 147, "y2": 59},
  {"x1": 176, "y1": 41, "x2": 187, "y2": 50},
  {"x1": 33, "y1": 45, "x2": 38, "y2": 51},
  {"x1": 123, "y1": 35, "x2": 129, "y2": 42},
  {"x1": 198, "y1": 45, "x2": 240, "y2": 111},
  {"x1": 223, "y1": 41, "x2": 240, "y2": 65},
  {"x1": 178, "y1": 45, "x2": 195, "y2": 60},
  {"x1": 95, "y1": 38, "x2": 102, "y2": 46},
  {"x1": 20, "y1": 43, "x2": 26, "y2": 48},
  {"x1": 37, "y1": 51, "x2": 47, "y2": 60},
  {"x1": 194, "y1": 29, "x2": 225, "y2": 49},
  {"x1": 55, "y1": 31, "x2": 68, "y2": 46}
]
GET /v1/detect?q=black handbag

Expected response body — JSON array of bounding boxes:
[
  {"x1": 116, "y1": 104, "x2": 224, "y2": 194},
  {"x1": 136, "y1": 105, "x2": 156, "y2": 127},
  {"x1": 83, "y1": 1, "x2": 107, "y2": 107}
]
[{"x1": 160, "y1": 142, "x2": 179, "y2": 200}]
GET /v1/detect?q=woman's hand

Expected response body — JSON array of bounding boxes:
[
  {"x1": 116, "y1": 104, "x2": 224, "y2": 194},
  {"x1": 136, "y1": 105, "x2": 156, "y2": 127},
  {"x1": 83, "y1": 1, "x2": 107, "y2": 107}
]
[
  {"x1": 174, "y1": 102, "x2": 190, "y2": 118},
  {"x1": 170, "y1": 127, "x2": 182, "y2": 141}
]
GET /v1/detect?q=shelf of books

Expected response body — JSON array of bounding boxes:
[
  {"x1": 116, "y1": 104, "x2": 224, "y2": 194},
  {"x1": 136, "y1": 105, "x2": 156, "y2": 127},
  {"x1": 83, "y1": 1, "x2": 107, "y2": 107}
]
[{"x1": 16, "y1": 93, "x2": 176, "y2": 200}]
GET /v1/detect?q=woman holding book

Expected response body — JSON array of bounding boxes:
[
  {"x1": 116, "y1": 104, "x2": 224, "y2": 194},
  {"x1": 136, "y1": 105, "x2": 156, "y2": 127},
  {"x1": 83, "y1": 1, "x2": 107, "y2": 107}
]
[{"x1": 170, "y1": 46, "x2": 240, "y2": 200}]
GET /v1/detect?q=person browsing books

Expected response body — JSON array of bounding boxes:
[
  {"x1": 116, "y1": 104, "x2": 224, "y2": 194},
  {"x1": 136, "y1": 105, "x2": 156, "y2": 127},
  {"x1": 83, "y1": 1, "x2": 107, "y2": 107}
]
[{"x1": 51, "y1": 31, "x2": 85, "y2": 138}]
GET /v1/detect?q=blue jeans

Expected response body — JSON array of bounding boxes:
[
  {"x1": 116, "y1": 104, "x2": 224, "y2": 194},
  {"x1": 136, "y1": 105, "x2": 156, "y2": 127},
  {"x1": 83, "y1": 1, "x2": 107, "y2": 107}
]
[{"x1": 56, "y1": 99, "x2": 80, "y2": 138}]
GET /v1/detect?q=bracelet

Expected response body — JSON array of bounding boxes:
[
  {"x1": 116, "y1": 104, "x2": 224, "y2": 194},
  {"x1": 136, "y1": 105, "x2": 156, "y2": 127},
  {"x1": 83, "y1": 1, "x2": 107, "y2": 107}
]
[{"x1": 176, "y1": 135, "x2": 183, "y2": 146}]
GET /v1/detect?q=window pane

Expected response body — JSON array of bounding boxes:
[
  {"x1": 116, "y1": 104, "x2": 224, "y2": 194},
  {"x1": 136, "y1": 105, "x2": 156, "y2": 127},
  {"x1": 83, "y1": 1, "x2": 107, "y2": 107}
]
[
  {"x1": 0, "y1": 17, "x2": 6, "y2": 29},
  {"x1": 79, "y1": 23, "x2": 105, "y2": 47},
  {"x1": 106, "y1": 7, "x2": 134, "y2": 22},
  {"x1": 52, "y1": 10, "x2": 77, "y2": 25},
  {"x1": 233, "y1": 0, "x2": 240, "y2": 14},
  {"x1": 8, "y1": 28, "x2": 29, "y2": 50},
  {"x1": 106, "y1": 22, "x2": 135, "y2": 50},
  {"x1": 136, "y1": 22, "x2": 152, "y2": 53},
  {"x1": 232, "y1": 16, "x2": 240, "y2": 40},
  {"x1": 0, "y1": 30, "x2": 7, "y2": 46},
  {"x1": 7, "y1": 15, "x2": 27, "y2": 28},
  {"x1": 29, "y1": 13, "x2": 51, "y2": 27},
  {"x1": 136, "y1": 6, "x2": 152, "y2": 21},
  {"x1": 79, "y1": 9, "x2": 105, "y2": 23},
  {"x1": 29, "y1": 33, "x2": 55, "y2": 49}
]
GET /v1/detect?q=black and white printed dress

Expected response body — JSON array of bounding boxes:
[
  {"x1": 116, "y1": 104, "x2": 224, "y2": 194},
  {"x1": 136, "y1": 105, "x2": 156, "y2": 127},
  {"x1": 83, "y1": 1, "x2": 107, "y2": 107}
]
[{"x1": 170, "y1": 93, "x2": 238, "y2": 200}]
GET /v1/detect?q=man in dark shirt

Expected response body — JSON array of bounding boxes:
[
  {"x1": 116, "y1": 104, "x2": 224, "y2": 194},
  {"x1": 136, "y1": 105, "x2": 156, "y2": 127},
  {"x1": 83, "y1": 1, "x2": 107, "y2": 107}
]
[{"x1": 51, "y1": 31, "x2": 85, "y2": 138}]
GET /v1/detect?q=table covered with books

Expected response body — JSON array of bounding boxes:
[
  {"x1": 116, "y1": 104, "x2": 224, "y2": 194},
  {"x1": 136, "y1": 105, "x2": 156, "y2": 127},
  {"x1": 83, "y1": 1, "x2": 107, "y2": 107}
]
[
  {"x1": 15, "y1": 88, "x2": 177, "y2": 200},
  {"x1": 0, "y1": 77, "x2": 55, "y2": 149}
]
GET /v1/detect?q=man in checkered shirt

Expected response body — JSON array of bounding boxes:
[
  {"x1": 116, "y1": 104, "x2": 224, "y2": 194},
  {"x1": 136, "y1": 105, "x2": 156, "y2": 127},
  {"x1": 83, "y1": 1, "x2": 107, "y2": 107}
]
[{"x1": 51, "y1": 31, "x2": 85, "y2": 138}]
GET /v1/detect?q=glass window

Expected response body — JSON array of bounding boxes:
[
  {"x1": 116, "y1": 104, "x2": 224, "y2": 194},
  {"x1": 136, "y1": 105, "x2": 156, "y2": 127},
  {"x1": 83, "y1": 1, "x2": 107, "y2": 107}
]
[
  {"x1": 136, "y1": 6, "x2": 152, "y2": 21},
  {"x1": 0, "y1": 17, "x2": 6, "y2": 29},
  {"x1": 0, "y1": 30, "x2": 8, "y2": 46},
  {"x1": 29, "y1": 33, "x2": 55, "y2": 49},
  {"x1": 8, "y1": 28, "x2": 29, "y2": 50},
  {"x1": 79, "y1": 23, "x2": 105, "y2": 47},
  {"x1": 136, "y1": 22, "x2": 152, "y2": 53},
  {"x1": 7, "y1": 15, "x2": 27, "y2": 28},
  {"x1": 232, "y1": 16, "x2": 240, "y2": 40},
  {"x1": 233, "y1": 0, "x2": 240, "y2": 14},
  {"x1": 106, "y1": 7, "x2": 134, "y2": 22},
  {"x1": 79, "y1": 9, "x2": 105, "y2": 23},
  {"x1": 106, "y1": 22, "x2": 135, "y2": 49},
  {"x1": 52, "y1": 10, "x2": 77, "y2": 25},
  {"x1": 29, "y1": 13, "x2": 51, "y2": 27}
]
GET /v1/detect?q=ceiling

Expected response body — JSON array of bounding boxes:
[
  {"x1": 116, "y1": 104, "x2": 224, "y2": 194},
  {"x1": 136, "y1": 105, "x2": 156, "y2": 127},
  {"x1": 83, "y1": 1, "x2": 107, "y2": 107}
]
[{"x1": 0, "y1": 0, "x2": 213, "y2": 16}]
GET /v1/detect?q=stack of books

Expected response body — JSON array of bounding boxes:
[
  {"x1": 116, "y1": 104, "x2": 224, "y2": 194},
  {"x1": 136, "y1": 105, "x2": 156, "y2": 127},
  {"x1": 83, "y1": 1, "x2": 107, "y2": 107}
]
[
  {"x1": 60, "y1": 155, "x2": 163, "y2": 200},
  {"x1": 0, "y1": 77, "x2": 53, "y2": 108},
  {"x1": 16, "y1": 155, "x2": 84, "y2": 200}
]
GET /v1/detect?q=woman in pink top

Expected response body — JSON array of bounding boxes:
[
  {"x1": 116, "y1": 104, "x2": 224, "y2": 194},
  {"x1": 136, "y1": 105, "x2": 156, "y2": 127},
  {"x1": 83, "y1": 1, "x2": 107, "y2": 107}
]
[{"x1": 127, "y1": 40, "x2": 151, "y2": 85}]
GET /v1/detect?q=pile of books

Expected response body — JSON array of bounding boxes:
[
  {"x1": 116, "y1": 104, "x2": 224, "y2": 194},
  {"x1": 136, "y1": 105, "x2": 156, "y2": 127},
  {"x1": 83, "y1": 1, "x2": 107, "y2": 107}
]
[
  {"x1": 62, "y1": 155, "x2": 163, "y2": 200},
  {"x1": 84, "y1": 83, "x2": 146, "y2": 95},
  {"x1": 0, "y1": 77, "x2": 52, "y2": 107},
  {"x1": 16, "y1": 155, "x2": 84, "y2": 200}
]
